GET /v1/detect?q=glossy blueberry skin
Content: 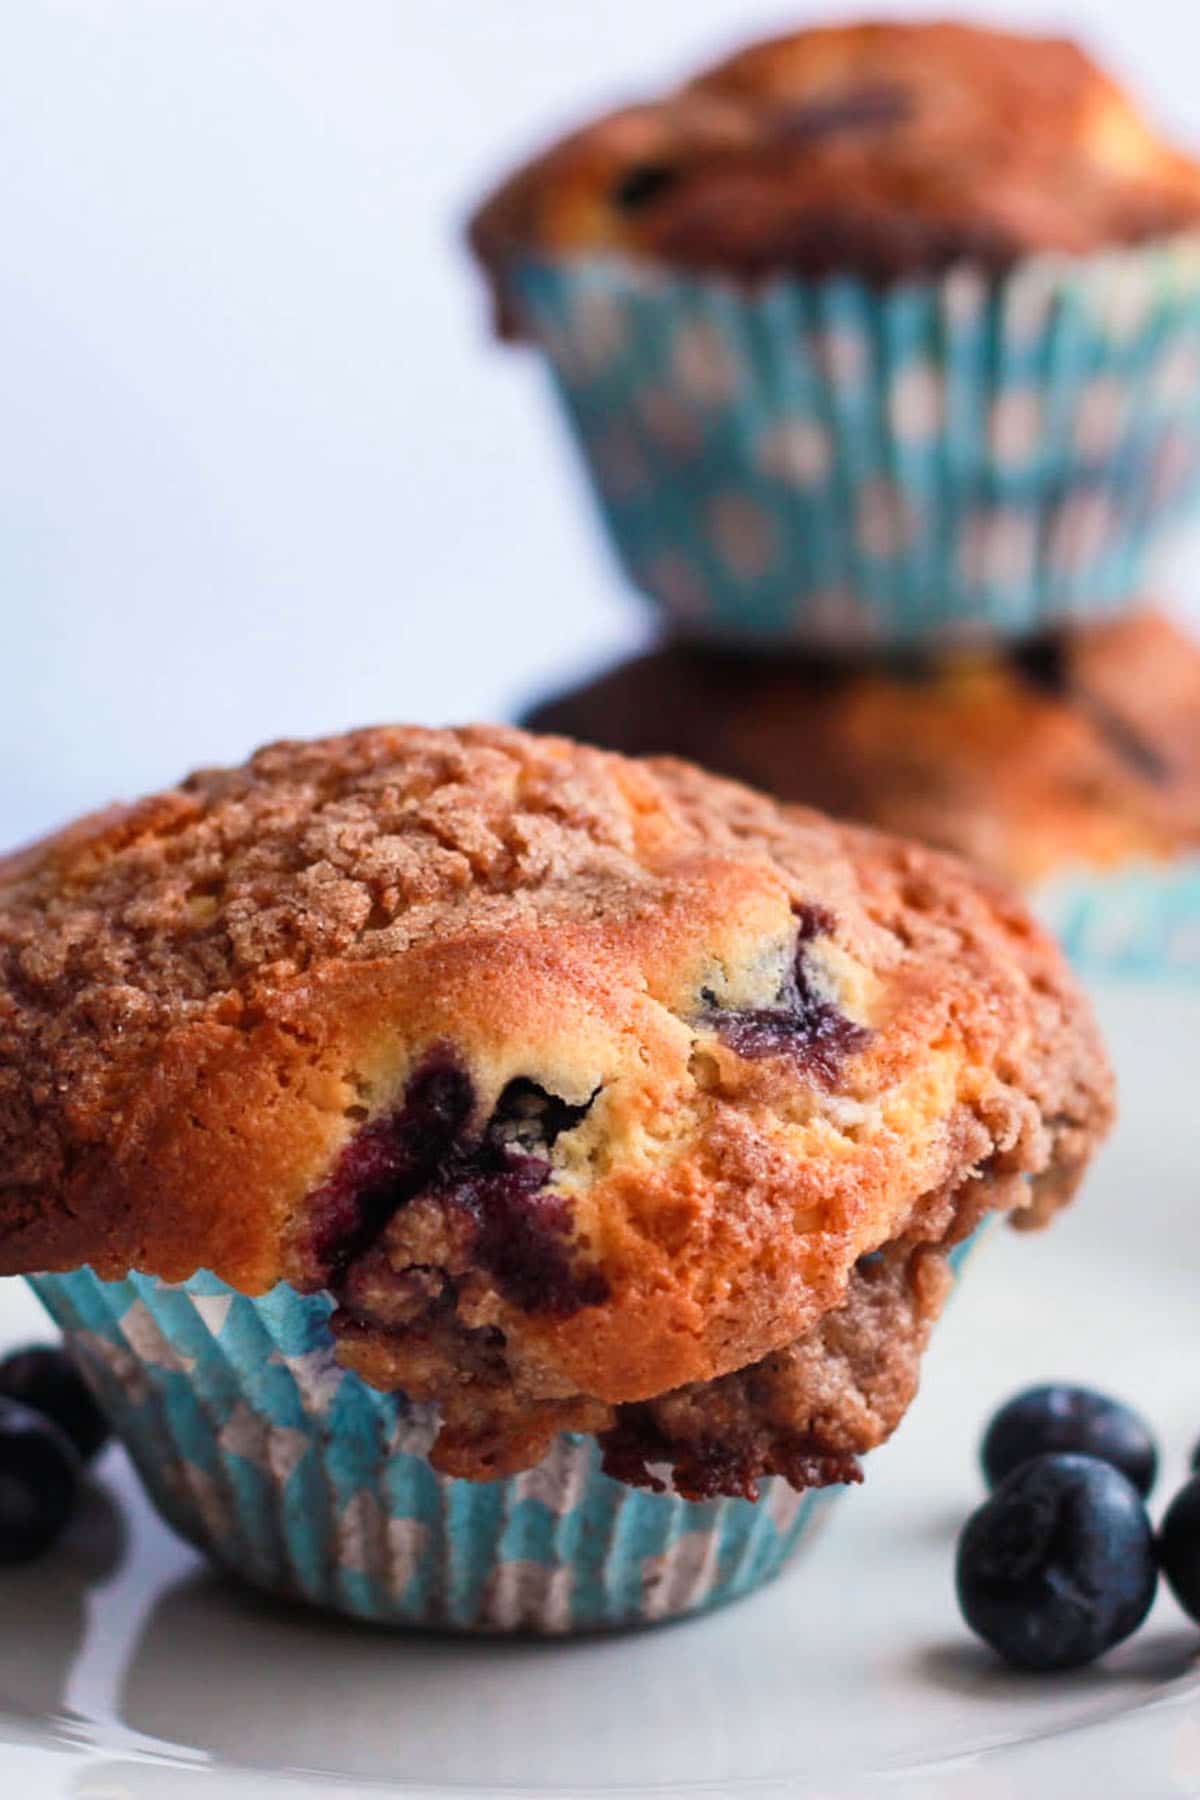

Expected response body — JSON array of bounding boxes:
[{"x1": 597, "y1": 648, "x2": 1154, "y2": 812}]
[
  {"x1": 0, "y1": 1344, "x2": 110, "y2": 1462},
  {"x1": 1158, "y1": 1473, "x2": 1200, "y2": 1624},
  {"x1": 981, "y1": 1385, "x2": 1157, "y2": 1497},
  {"x1": 0, "y1": 1397, "x2": 82, "y2": 1564},
  {"x1": 957, "y1": 1453, "x2": 1158, "y2": 1671}
]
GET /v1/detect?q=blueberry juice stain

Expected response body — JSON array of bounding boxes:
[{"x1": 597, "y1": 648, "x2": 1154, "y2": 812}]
[
  {"x1": 306, "y1": 1055, "x2": 608, "y2": 1323},
  {"x1": 699, "y1": 905, "x2": 869, "y2": 1081}
]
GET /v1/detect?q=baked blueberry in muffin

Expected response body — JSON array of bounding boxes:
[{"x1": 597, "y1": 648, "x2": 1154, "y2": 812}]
[{"x1": 0, "y1": 726, "x2": 1112, "y2": 1496}]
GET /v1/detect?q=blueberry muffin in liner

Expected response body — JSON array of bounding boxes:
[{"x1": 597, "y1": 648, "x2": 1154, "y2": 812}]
[
  {"x1": 526, "y1": 609, "x2": 1200, "y2": 977},
  {"x1": 1, "y1": 727, "x2": 1111, "y2": 1630},
  {"x1": 472, "y1": 23, "x2": 1200, "y2": 647}
]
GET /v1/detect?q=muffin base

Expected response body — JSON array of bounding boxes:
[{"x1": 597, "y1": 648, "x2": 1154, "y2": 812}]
[
  {"x1": 30, "y1": 1268, "x2": 839, "y2": 1633},
  {"x1": 515, "y1": 240, "x2": 1200, "y2": 646}
]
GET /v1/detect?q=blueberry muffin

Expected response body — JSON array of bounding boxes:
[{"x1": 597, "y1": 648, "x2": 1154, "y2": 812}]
[
  {"x1": 526, "y1": 610, "x2": 1200, "y2": 888},
  {"x1": 472, "y1": 21, "x2": 1200, "y2": 311},
  {"x1": 470, "y1": 22, "x2": 1200, "y2": 645},
  {"x1": 1, "y1": 726, "x2": 1112, "y2": 1625}
]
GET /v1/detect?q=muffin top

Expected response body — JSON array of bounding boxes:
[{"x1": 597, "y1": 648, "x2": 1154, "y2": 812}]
[
  {"x1": 0, "y1": 725, "x2": 1111, "y2": 1491},
  {"x1": 526, "y1": 610, "x2": 1200, "y2": 888},
  {"x1": 471, "y1": 21, "x2": 1200, "y2": 326}
]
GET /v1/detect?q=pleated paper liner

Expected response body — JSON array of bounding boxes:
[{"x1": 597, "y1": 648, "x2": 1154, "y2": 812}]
[
  {"x1": 1033, "y1": 859, "x2": 1200, "y2": 978},
  {"x1": 29, "y1": 1268, "x2": 837, "y2": 1633},
  {"x1": 26, "y1": 1220, "x2": 995, "y2": 1635},
  {"x1": 514, "y1": 237, "x2": 1200, "y2": 647}
]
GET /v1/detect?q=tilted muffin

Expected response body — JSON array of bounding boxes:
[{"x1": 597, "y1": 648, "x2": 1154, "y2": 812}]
[
  {"x1": 2, "y1": 726, "x2": 1112, "y2": 1627},
  {"x1": 471, "y1": 22, "x2": 1200, "y2": 645},
  {"x1": 526, "y1": 610, "x2": 1200, "y2": 972}
]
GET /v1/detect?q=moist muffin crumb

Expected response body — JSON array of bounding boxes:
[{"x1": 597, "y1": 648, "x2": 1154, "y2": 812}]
[{"x1": 0, "y1": 725, "x2": 1113, "y2": 1493}]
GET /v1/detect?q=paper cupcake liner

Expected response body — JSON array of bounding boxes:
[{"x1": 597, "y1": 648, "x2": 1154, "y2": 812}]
[
  {"x1": 1033, "y1": 858, "x2": 1200, "y2": 978},
  {"x1": 27, "y1": 1268, "x2": 840, "y2": 1634},
  {"x1": 514, "y1": 239, "x2": 1200, "y2": 647}
]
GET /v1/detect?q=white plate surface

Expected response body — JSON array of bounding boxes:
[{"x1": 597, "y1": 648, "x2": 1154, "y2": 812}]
[{"x1": 0, "y1": 984, "x2": 1197, "y2": 1799}]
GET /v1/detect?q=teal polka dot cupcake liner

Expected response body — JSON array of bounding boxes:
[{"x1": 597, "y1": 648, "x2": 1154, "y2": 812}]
[
  {"x1": 514, "y1": 240, "x2": 1200, "y2": 647},
  {"x1": 27, "y1": 1267, "x2": 840, "y2": 1633},
  {"x1": 1033, "y1": 860, "x2": 1200, "y2": 979}
]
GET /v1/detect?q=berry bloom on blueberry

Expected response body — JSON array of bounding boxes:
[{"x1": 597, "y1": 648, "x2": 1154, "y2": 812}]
[
  {"x1": 957, "y1": 1452, "x2": 1157, "y2": 1671},
  {"x1": 981, "y1": 1384, "x2": 1157, "y2": 1497}
]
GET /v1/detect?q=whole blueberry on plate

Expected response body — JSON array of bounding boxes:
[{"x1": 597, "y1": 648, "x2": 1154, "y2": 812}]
[
  {"x1": 0, "y1": 1397, "x2": 82, "y2": 1564},
  {"x1": 1158, "y1": 1473, "x2": 1200, "y2": 1624},
  {"x1": 956, "y1": 1452, "x2": 1157, "y2": 1671},
  {"x1": 0, "y1": 1343, "x2": 110, "y2": 1462},
  {"x1": 981, "y1": 1384, "x2": 1157, "y2": 1496}
]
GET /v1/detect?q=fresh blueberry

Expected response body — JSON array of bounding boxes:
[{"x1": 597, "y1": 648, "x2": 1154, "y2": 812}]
[
  {"x1": 0, "y1": 1397, "x2": 82, "y2": 1564},
  {"x1": 1190, "y1": 1439, "x2": 1200, "y2": 1474},
  {"x1": 1158, "y1": 1473, "x2": 1200, "y2": 1623},
  {"x1": 0, "y1": 1344, "x2": 110, "y2": 1462},
  {"x1": 956, "y1": 1453, "x2": 1157, "y2": 1671},
  {"x1": 981, "y1": 1384, "x2": 1157, "y2": 1497}
]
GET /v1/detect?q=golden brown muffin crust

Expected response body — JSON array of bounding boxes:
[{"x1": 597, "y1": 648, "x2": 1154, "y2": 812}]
[
  {"x1": 0, "y1": 725, "x2": 1112, "y2": 1492},
  {"x1": 525, "y1": 611, "x2": 1200, "y2": 887},
  {"x1": 471, "y1": 21, "x2": 1200, "y2": 330}
]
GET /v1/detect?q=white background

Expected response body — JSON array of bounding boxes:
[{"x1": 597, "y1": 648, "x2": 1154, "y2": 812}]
[{"x1": 3, "y1": 0, "x2": 1198, "y2": 846}]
